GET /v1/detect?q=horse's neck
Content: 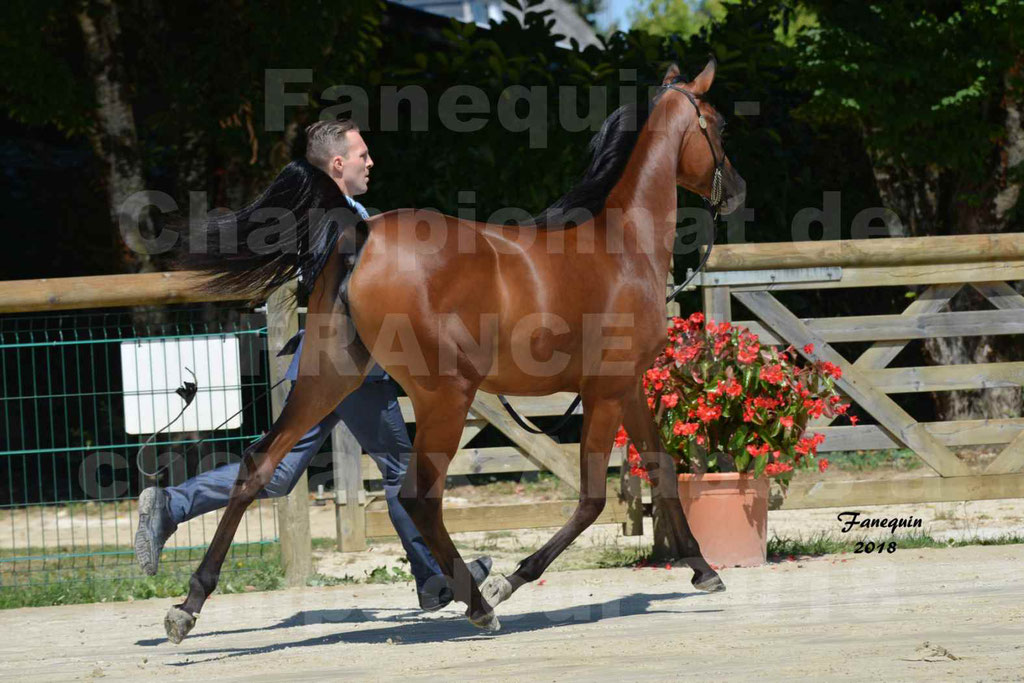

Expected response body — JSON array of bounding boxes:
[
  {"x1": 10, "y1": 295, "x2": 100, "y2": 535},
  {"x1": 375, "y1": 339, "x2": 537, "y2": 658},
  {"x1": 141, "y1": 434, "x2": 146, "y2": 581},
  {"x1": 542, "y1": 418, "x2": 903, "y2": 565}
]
[{"x1": 602, "y1": 95, "x2": 689, "y2": 277}]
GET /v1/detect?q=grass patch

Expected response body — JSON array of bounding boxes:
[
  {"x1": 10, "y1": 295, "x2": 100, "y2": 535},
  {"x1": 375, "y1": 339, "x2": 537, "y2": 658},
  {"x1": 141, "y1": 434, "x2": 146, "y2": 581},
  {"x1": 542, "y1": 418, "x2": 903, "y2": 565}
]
[
  {"x1": 826, "y1": 449, "x2": 923, "y2": 472},
  {"x1": 767, "y1": 531, "x2": 1024, "y2": 559},
  {"x1": 589, "y1": 545, "x2": 652, "y2": 569},
  {"x1": 949, "y1": 533, "x2": 1024, "y2": 547},
  {"x1": 306, "y1": 572, "x2": 357, "y2": 587},
  {"x1": 0, "y1": 542, "x2": 284, "y2": 610},
  {"x1": 364, "y1": 565, "x2": 414, "y2": 584},
  {"x1": 767, "y1": 532, "x2": 948, "y2": 558},
  {"x1": 311, "y1": 537, "x2": 338, "y2": 551}
]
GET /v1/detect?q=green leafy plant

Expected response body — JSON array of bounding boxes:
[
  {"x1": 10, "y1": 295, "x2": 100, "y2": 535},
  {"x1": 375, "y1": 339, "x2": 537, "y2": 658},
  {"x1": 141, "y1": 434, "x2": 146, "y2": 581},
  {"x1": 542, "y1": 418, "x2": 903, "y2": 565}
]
[{"x1": 619, "y1": 312, "x2": 854, "y2": 487}]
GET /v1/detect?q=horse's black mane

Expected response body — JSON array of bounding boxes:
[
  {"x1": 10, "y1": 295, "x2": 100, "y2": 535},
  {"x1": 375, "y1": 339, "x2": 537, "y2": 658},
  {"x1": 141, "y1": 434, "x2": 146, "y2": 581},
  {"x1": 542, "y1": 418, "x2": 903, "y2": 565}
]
[{"x1": 529, "y1": 99, "x2": 654, "y2": 229}]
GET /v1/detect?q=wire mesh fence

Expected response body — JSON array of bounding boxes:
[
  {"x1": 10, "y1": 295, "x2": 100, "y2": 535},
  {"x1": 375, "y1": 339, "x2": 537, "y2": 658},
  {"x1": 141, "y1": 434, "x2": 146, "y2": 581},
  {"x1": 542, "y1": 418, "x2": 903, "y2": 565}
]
[{"x1": 0, "y1": 304, "x2": 281, "y2": 598}]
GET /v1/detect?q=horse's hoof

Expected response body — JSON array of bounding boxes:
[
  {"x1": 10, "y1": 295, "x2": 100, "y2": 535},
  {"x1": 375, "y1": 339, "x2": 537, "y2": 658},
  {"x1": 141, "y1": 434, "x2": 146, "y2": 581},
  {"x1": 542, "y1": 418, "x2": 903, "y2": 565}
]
[
  {"x1": 468, "y1": 610, "x2": 501, "y2": 632},
  {"x1": 480, "y1": 574, "x2": 514, "y2": 609},
  {"x1": 692, "y1": 571, "x2": 726, "y2": 593},
  {"x1": 164, "y1": 606, "x2": 197, "y2": 644}
]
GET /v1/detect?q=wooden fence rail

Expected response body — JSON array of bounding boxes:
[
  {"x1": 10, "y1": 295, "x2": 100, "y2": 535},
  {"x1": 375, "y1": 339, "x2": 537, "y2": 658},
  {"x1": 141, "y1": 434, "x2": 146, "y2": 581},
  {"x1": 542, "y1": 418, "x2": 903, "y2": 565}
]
[
  {"x1": 2, "y1": 230, "x2": 1020, "y2": 557},
  {"x1": 698, "y1": 232, "x2": 1024, "y2": 507}
]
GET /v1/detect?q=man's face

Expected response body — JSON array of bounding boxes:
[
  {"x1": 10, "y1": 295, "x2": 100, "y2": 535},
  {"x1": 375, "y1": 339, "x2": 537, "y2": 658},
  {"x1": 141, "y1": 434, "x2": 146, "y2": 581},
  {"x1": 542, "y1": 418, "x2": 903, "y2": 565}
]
[{"x1": 338, "y1": 130, "x2": 373, "y2": 196}]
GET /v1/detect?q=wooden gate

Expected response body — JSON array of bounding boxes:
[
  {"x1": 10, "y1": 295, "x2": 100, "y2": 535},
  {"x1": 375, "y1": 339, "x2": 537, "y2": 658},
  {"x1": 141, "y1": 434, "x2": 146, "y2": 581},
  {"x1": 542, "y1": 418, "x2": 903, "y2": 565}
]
[{"x1": 694, "y1": 232, "x2": 1024, "y2": 509}]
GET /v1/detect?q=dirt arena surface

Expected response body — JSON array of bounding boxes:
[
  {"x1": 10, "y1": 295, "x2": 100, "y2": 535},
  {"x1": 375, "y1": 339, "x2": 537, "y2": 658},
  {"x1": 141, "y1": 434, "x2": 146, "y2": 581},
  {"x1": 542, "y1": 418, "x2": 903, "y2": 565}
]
[{"x1": 2, "y1": 543, "x2": 1022, "y2": 681}]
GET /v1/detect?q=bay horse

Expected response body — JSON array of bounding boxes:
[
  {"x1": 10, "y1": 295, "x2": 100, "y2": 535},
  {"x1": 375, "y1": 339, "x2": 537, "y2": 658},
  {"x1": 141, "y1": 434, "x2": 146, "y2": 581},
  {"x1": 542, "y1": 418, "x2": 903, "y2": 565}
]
[{"x1": 165, "y1": 58, "x2": 745, "y2": 642}]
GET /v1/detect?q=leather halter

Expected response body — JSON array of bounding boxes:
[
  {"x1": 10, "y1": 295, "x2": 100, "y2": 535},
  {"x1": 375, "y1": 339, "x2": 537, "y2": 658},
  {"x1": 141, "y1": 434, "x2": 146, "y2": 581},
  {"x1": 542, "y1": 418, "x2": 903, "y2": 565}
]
[
  {"x1": 660, "y1": 77, "x2": 726, "y2": 303},
  {"x1": 660, "y1": 78, "x2": 725, "y2": 216}
]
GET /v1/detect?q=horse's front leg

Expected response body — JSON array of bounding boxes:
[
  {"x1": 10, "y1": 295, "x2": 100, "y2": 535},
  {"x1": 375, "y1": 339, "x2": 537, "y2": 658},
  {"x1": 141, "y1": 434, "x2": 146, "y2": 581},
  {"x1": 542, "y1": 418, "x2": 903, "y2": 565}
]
[
  {"x1": 621, "y1": 381, "x2": 723, "y2": 591},
  {"x1": 481, "y1": 393, "x2": 621, "y2": 611},
  {"x1": 399, "y1": 382, "x2": 498, "y2": 629}
]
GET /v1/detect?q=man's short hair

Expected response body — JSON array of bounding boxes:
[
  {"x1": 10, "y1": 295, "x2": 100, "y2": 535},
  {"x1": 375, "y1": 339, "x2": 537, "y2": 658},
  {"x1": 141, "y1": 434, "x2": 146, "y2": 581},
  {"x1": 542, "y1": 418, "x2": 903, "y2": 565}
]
[{"x1": 305, "y1": 119, "x2": 360, "y2": 171}]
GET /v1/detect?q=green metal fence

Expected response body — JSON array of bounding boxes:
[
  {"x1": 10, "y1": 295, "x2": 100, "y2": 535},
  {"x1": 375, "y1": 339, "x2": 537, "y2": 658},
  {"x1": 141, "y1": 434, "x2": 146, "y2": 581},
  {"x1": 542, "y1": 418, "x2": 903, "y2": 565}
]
[{"x1": 0, "y1": 305, "x2": 279, "y2": 595}]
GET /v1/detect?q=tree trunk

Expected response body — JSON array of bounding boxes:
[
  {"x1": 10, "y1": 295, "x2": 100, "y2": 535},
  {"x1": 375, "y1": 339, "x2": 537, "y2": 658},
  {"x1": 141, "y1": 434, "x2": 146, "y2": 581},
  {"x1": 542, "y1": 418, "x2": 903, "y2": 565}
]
[
  {"x1": 866, "y1": 64, "x2": 1023, "y2": 424},
  {"x1": 77, "y1": 0, "x2": 156, "y2": 273}
]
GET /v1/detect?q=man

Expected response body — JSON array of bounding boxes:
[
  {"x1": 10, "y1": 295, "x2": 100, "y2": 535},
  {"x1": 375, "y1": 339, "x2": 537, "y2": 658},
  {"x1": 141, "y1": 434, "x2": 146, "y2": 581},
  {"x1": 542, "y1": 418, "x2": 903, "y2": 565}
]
[{"x1": 135, "y1": 120, "x2": 490, "y2": 611}]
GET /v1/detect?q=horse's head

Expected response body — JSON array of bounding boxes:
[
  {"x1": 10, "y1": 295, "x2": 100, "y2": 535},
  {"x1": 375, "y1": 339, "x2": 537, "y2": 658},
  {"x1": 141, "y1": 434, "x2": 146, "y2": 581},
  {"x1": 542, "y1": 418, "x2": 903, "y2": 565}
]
[{"x1": 663, "y1": 59, "x2": 746, "y2": 216}]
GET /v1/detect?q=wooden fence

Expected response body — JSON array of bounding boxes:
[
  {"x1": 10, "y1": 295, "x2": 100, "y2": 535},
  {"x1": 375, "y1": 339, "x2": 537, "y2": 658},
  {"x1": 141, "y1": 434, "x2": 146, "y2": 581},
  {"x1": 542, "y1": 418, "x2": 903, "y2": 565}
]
[
  {"x1": 0, "y1": 271, "x2": 637, "y2": 577},
  {"x1": 694, "y1": 232, "x2": 1024, "y2": 510},
  {"x1": 2, "y1": 231, "x2": 1021, "y2": 570}
]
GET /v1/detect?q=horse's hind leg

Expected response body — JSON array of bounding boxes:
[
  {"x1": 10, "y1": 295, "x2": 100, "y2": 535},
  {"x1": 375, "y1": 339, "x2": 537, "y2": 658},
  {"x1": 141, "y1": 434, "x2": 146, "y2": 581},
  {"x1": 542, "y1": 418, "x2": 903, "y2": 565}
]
[
  {"x1": 621, "y1": 381, "x2": 723, "y2": 591},
  {"x1": 398, "y1": 381, "x2": 498, "y2": 629},
  {"x1": 164, "y1": 335, "x2": 369, "y2": 643},
  {"x1": 481, "y1": 393, "x2": 621, "y2": 610}
]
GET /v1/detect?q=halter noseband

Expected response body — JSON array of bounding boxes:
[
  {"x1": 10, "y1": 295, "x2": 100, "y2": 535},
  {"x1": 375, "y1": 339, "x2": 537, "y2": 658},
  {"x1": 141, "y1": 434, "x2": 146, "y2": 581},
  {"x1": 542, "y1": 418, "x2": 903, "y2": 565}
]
[{"x1": 659, "y1": 79, "x2": 724, "y2": 216}]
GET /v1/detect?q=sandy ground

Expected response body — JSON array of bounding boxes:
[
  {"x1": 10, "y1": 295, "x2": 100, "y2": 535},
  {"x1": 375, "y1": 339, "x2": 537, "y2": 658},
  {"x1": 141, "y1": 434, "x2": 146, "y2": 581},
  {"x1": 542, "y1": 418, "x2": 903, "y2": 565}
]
[{"x1": 1, "y1": 543, "x2": 1023, "y2": 681}]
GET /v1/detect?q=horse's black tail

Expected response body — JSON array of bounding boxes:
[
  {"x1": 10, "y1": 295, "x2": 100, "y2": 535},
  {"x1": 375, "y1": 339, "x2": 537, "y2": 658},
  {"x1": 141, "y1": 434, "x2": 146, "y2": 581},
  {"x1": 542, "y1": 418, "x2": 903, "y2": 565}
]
[{"x1": 176, "y1": 159, "x2": 362, "y2": 301}]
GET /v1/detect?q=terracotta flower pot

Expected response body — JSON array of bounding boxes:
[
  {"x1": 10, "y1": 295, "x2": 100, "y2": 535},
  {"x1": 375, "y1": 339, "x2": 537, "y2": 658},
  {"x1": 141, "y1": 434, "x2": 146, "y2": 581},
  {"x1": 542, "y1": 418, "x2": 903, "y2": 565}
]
[{"x1": 677, "y1": 472, "x2": 770, "y2": 568}]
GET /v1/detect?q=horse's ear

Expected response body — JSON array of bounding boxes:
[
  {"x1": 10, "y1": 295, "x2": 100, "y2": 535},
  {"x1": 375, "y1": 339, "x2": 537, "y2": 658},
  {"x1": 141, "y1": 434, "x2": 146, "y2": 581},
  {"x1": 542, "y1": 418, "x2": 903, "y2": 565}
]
[
  {"x1": 661, "y1": 63, "x2": 681, "y2": 86},
  {"x1": 689, "y1": 57, "x2": 717, "y2": 96}
]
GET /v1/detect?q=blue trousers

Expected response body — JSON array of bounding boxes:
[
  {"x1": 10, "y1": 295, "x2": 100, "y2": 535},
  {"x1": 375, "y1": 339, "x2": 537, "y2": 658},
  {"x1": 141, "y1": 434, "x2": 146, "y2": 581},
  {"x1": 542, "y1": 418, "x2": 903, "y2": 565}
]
[{"x1": 163, "y1": 375, "x2": 442, "y2": 590}]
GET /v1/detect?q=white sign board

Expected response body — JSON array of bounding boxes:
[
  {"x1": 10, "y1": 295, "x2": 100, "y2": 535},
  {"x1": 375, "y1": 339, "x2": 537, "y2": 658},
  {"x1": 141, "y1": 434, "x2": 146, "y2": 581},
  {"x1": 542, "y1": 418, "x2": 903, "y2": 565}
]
[{"x1": 121, "y1": 336, "x2": 243, "y2": 435}]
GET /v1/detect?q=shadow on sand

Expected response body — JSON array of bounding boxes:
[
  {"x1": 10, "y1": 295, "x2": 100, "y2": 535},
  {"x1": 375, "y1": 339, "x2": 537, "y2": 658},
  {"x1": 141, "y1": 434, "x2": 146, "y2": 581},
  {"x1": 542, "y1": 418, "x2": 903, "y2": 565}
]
[{"x1": 141, "y1": 591, "x2": 719, "y2": 665}]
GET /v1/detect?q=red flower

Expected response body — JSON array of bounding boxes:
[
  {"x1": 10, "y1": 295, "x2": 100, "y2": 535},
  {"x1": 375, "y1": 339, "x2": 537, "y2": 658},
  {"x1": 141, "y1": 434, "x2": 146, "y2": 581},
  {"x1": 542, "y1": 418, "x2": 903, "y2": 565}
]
[
  {"x1": 803, "y1": 343, "x2": 815, "y2": 354},
  {"x1": 759, "y1": 364, "x2": 785, "y2": 385},
  {"x1": 822, "y1": 361, "x2": 843, "y2": 379},
  {"x1": 613, "y1": 426, "x2": 629, "y2": 448},
  {"x1": 779, "y1": 415, "x2": 794, "y2": 429},
  {"x1": 849, "y1": 415, "x2": 859, "y2": 426},
  {"x1": 746, "y1": 442, "x2": 770, "y2": 457},
  {"x1": 688, "y1": 312, "x2": 704, "y2": 326},
  {"x1": 627, "y1": 444, "x2": 651, "y2": 482},
  {"x1": 737, "y1": 344, "x2": 759, "y2": 365},
  {"x1": 661, "y1": 392, "x2": 679, "y2": 408},
  {"x1": 818, "y1": 458, "x2": 829, "y2": 473},
  {"x1": 673, "y1": 421, "x2": 699, "y2": 436},
  {"x1": 695, "y1": 403, "x2": 722, "y2": 423},
  {"x1": 764, "y1": 462, "x2": 794, "y2": 476}
]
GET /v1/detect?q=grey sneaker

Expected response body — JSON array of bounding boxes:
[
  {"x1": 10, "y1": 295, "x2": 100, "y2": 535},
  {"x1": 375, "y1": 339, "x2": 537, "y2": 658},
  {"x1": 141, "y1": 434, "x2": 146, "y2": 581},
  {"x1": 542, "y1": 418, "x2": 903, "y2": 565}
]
[
  {"x1": 418, "y1": 556, "x2": 493, "y2": 612},
  {"x1": 135, "y1": 487, "x2": 177, "y2": 575}
]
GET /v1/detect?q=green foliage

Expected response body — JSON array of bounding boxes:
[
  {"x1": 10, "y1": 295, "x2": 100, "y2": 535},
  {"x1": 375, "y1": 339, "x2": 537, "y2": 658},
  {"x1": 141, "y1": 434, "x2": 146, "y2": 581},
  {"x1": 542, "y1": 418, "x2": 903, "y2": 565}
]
[
  {"x1": 364, "y1": 564, "x2": 414, "y2": 584},
  {"x1": 766, "y1": 532, "x2": 947, "y2": 557},
  {"x1": 795, "y1": 0, "x2": 1024, "y2": 178},
  {"x1": 0, "y1": 0, "x2": 95, "y2": 135},
  {"x1": 827, "y1": 449, "x2": 923, "y2": 472},
  {"x1": 768, "y1": 531, "x2": 1024, "y2": 559},
  {"x1": 630, "y1": 0, "x2": 730, "y2": 39},
  {"x1": 0, "y1": 542, "x2": 284, "y2": 609}
]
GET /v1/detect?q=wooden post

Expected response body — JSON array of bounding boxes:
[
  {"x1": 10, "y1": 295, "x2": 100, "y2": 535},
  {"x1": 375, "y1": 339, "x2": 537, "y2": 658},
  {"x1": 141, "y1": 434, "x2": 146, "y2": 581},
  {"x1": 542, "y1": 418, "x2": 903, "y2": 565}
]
[
  {"x1": 618, "y1": 444, "x2": 643, "y2": 536},
  {"x1": 332, "y1": 421, "x2": 366, "y2": 551},
  {"x1": 666, "y1": 270, "x2": 680, "y2": 318},
  {"x1": 266, "y1": 283, "x2": 313, "y2": 586},
  {"x1": 702, "y1": 285, "x2": 732, "y2": 325}
]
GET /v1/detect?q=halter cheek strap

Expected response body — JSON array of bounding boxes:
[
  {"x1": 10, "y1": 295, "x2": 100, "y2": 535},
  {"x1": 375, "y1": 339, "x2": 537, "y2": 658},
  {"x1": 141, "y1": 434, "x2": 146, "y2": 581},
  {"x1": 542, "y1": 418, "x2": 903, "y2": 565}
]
[
  {"x1": 660, "y1": 82, "x2": 724, "y2": 213},
  {"x1": 660, "y1": 79, "x2": 725, "y2": 303}
]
